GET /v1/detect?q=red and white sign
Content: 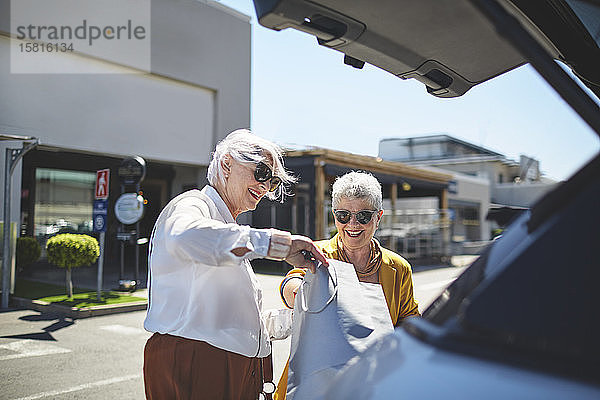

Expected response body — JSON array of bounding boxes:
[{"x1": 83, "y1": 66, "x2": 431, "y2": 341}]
[{"x1": 95, "y1": 169, "x2": 110, "y2": 199}]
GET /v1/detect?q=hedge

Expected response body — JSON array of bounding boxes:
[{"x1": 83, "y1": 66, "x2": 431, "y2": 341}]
[{"x1": 16, "y1": 237, "x2": 41, "y2": 268}]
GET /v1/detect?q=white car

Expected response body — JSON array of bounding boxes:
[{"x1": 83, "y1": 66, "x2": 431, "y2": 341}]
[{"x1": 253, "y1": 0, "x2": 600, "y2": 398}]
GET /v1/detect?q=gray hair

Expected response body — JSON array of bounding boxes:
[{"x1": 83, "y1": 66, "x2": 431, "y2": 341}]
[
  {"x1": 207, "y1": 129, "x2": 296, "y2": 201},
  {"x1": 331, "y1": 171, "x2": 383, "y2": 211}
]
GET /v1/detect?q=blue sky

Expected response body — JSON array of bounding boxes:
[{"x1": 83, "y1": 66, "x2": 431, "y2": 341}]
[{"x1": 219, "y1": 0, "x2": 599, "y2": 181}]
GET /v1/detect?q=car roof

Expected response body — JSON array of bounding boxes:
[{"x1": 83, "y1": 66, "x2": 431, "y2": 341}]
[{"x1": 253, "y1": 0, "x2": 600, "y2": 99}]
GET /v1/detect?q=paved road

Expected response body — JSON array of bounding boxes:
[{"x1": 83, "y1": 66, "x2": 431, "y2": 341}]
[
  {"x1": 0, "y1": 308, "x2": 149, "y2": 400},
  {"x1": 412, "y1": 265, "x2": 469, "y2": 311},
  {"x1": 0, "y1": 266, "x2": 467, "y2": 400}
]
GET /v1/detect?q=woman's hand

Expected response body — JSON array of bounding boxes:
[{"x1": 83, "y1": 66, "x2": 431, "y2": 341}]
[
  {"x1": 267, "y1": 230, "x2": 328, "y2": 272},
  {"x1": 285, "y1": 235, "x2": 329, "y2": 272}
]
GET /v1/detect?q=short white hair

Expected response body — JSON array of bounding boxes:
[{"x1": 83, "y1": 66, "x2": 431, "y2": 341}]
[
  {"x1": 331, "y1": 171, "x2": 383, "y2": 210},
  {"x1": 207, "y1": 129, "x2": 296, "y2": 201}
]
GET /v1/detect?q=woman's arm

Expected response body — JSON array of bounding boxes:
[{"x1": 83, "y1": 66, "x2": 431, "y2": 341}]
[
  {"x1": 279, "y1": 268, "x2": 306, "y2": 308},
  {"x1": 396, "y1": 267, "x2": 421, "y2": 325},
  {"x1": 162, "y1": 197, "x2": 328, "y2": 269},
  {"x1": 162, "y1": 197, "x2": 269, "y2": 266}
]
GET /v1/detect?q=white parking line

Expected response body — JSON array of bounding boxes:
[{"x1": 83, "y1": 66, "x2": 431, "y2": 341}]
[
  {"x1": 0, "y1": 339, "x2": 71, "y2": 361},
  {"x1": 11, "y1": 374, "x2": 142, "y2": 400},
  {"x1": 100, "y1": 324, "x2": 147, "y2": 336}
]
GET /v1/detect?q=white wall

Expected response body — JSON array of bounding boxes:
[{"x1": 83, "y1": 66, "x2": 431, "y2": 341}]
[
  {"x1": 0, "y1": 36, "x2": 216, "y2": 164},
  {"x1": 492, "y1": 181, "x2": 558, "y2": 207},
  {"x1": 448, "y1": 173, "x2": 491, "y2": 240},
  {"x1": 404, "y1": 164, "x2": 491, "y2": 241},
  {"x1": 149, "y1": 0, "x2": 251, "y2": 142}
]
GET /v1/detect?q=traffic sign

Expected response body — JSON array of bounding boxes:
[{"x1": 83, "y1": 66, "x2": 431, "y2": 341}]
[
  {"x1": 115, "y1": 193, "x2": 144, "y2": 224},
  {"x1": 95, "y1": 169, "x2": 110, "y2": 199},
  {"x1": 94, "y1": 214, "x2": 106, "y2": 232},
  {"x1": 93, "y1": 199, "x2": 108, "y2": 232},
  {"x1": 118, "y1": 157, "x2": 146, "y2": 185}
]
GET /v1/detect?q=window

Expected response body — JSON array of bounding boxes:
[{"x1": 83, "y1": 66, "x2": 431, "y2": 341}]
[{"x1": 34, "y1": 168, "x2": 95, "y2": 250}]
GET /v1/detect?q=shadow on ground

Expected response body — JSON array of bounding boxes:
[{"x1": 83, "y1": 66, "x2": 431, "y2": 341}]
[{"x1": 0, "y1": 311, "x2": 75, "y2": 341}]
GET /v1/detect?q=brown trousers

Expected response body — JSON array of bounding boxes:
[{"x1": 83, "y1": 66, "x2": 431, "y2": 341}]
[{"x1": 144, "y1": 333, "x2": 267, "y2": 400}]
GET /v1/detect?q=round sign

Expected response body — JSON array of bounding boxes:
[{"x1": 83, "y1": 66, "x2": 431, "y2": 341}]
[
  {"x1": 115, "y1": 193, "x2": 144, "y2": 224},
  {"x1": 94, "y1": 215, "x2": 105, "y2": 231},
  {"x1": 118, "y1": 156, "x2": 146, "y2": 185}
]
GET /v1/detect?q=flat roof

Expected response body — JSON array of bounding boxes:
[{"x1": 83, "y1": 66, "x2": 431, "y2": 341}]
[
  {"x1": 380, "y1": 134, "x2": 505, "y2": 157},
  {"x1": 285, "y1": 147, "x2": 452, "y2": 184}
]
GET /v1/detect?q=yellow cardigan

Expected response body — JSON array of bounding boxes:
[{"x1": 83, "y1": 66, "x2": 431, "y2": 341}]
[{"x1": 274, "y1": 235, "x2": 420, "y2": 399}]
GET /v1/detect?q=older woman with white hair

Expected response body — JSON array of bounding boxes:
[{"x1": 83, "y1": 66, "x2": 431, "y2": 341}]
[
  {"x1": 143, "y1": 129, "x2": 328, "y2": 400},
  {"x1": 274, "y1": 171, "x2": 419, "y2": 400}
]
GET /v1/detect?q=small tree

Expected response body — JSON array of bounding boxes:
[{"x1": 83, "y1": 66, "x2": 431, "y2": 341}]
[
  {"x1": 46, "y1": 234, "x2": 100, "y2": 298},
  {"x1": 16, "y1": 237, "x2": 41, "y2": 271}
]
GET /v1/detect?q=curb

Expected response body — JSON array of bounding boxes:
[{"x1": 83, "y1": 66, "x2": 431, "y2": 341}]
[{"x1": 10, "y1": 296, "x2": 147, "y2": 319}]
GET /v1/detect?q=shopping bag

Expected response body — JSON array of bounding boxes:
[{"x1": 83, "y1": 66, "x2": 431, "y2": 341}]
[{"x1": 286, "y1": 259, "x2": 393, "y2": 400}]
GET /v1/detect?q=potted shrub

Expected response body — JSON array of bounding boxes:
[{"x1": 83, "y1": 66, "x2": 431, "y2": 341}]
[{"x1": 46, "y1": 233, "x2": 99, "y2": 299}]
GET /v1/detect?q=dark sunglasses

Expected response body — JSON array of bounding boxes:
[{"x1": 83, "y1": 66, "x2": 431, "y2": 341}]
[
  {"x1": 254, "y1": 161, "x2": 282, "y2": 192},
  {"x1": 333, "y1": 209, "x2": 378, "y2": 225}
]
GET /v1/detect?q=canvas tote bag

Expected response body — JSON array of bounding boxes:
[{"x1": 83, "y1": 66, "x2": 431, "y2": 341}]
[{"x1": 286, "y1": 259, "x2": 394, "y2": 400}]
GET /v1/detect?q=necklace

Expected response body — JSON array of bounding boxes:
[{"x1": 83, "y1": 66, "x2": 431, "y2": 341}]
[{"x1": 337, "y1": 236, "x2": 382, "y2": 278}]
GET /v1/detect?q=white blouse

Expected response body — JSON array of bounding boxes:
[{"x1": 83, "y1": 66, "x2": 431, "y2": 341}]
[{"x1": 144, "y1": 185, "x2": 274, "y2": 357}]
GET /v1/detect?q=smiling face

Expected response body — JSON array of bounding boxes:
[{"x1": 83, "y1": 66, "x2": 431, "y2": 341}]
[
  {"x1": 221, "y1": 156, "x2": 271, "y2": 218},
  {"x1": 334, "y1": 196, "x2": 383, "y2": 252}
]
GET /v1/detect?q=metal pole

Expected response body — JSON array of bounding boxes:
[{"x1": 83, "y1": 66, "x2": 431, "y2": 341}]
[
  {"x1": 134, "y1": 183, "x2": 140, "y2": 286},
  {"x1": 2, "y1": 149, "x2": 12, "y2": 308},
  {"x1": 96, "y1": 231, "x2": 105, "y2": 301},
  {"x1": 390, "y1": 183, "x2": 397, "y2": 252},
  {"x1": 120, "y1": 239, "x2": 124, "y2": 282},
  {"x1": 135, "y1": 222, "x2": 139, "y2": 286},
  {"x1": 1, "y1": 138, "x2": 38, "y2": 308}
]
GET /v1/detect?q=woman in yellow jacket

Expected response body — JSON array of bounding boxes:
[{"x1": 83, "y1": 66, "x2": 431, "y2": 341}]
[{"x1": 275, "y1": 171, "x2": 420, "y2": 399}]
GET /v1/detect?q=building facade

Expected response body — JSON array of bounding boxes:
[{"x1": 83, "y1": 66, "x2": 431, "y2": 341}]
[
  {"x1": 1, "y1": 0, "x2": 251, "y2": 287},
  {"x1": 379, "y1": 134, "x2": 558, "y2": 243},
  {"x1": 250, "y1": 147, "x2": 452, "y2": 265}
]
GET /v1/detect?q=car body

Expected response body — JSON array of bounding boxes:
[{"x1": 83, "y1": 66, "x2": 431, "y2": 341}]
[{"x1": 253, "y1": 0, "x2": 600, "y2": 398}]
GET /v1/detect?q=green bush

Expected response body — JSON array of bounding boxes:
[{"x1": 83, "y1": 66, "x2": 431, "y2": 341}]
[
  {"x1": 46, "y1": 233, "x2": 99, "y2": 269},
  {"x1": 46, "y1": 234, "x2": 100, "y2": 299},
  {"x1": 16, "y1": 237, "x2": 41, "y2": 268}
]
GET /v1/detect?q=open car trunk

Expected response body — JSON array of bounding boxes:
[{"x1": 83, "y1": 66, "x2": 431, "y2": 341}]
[{"x1": 253, "y1": 0, "x2": 600, "y2": 99}]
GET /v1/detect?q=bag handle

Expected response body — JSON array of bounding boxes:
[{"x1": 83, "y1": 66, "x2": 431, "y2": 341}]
[{"x1": 298, "y1": 261, "x2": 338, "y2": 314}]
